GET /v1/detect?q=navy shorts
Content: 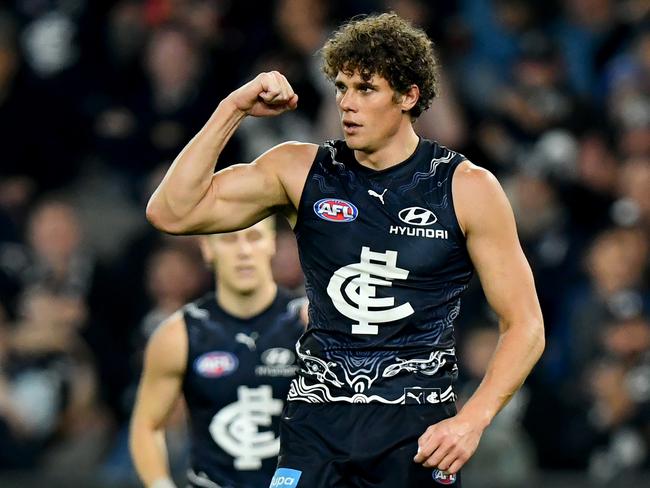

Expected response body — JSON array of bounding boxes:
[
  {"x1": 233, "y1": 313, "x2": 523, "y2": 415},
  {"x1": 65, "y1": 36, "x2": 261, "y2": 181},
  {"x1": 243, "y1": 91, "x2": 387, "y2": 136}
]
[{"x1": 271, "y1": 401, "x2": 462, "y2": 487}]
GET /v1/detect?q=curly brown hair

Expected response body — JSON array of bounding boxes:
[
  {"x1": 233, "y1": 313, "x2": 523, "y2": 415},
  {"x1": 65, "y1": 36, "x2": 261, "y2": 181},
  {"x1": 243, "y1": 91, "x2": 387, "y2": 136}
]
[{"x1": 321, "y1": 13, "x2": 439, "y2": 119}]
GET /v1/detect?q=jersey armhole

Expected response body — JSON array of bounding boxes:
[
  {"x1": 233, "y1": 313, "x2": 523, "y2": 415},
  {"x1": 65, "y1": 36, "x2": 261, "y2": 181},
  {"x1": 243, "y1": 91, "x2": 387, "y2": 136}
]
[
  {"x1": 447, "y1": 158, "x2": 469, "y2": 242},
  {"x1": 293, "y1": 145, "x2": 328, "y2": 235}
]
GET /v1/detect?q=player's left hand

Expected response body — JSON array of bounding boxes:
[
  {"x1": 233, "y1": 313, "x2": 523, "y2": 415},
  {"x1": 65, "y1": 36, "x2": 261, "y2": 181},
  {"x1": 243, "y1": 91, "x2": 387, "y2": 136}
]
[{"x1": 412, "y1": 414, "x2": 484, "y2": 474}]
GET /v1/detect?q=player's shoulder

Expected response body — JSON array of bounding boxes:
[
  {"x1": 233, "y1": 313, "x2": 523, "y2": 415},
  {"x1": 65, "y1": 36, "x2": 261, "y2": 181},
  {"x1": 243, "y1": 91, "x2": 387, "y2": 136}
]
[
  {"x1": 452, "y1": 160, "x2": 512, "y2": 234},
  {"x1": 453, "y1": 160, "x2": 500, "y2": 190},
  {"x1": 144, "y1": 311, "x2": 188, "y2": 374}
]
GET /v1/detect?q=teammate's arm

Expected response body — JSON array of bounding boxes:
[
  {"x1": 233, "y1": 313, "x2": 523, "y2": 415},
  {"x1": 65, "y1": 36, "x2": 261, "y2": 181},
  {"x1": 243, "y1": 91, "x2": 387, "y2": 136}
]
[
  {"x1": 414, "y1": 161, "x2": 545, "y2": 474},
  {"x1": 130, "y1": 313, "x2": 188, "y2": 488},
  {"x1": 146, "y1": 71, "x2": 316, "y2": 235}
]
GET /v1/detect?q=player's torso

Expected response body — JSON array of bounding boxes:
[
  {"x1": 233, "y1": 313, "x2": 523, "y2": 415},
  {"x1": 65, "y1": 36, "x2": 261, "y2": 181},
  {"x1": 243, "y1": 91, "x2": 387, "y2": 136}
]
[
  {"x1": 182, "y1": 291, "x2": 304, "y2": 488},
  {"x1": 292, "y1": 138, "x2": 474, "y2": 405}
]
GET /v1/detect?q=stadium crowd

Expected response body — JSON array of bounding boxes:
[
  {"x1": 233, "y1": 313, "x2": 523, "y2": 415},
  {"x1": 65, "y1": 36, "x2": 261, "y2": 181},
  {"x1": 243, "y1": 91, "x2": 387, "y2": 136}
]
[{"x1": 0, "y1": 0, "x2": 648, "y2": 486}]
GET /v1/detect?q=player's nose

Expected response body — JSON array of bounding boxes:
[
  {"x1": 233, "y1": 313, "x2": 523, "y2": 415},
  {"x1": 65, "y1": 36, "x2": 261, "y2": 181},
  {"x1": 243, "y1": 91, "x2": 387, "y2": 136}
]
[
  {"x1": 338, "y1": 90, "x2": 357, "y2": 112},
  {"x1": 235, "y1": 237, "x2": 254, "y2": 256}
]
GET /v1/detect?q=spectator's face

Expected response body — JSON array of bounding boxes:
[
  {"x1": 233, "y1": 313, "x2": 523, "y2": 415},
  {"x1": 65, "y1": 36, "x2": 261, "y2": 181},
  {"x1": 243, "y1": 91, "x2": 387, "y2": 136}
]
[
  {"x1": 335, "y1": 71, "x2": 414, "y2": 153},
  {"x1": 27, "y1": 202, "x2": 82, "y2": 264},
  {"x1": 276, "y1": 0, "x2": 327, "y2": 54},
  {"x1": 146, "y1": 28, "x2": 198, "y2": 90},
  {"x1": 146, "y1": 248, "x2": 205, "y2": 305},
  {"x1": 587, "y1": 229, "x2": 648, "y2": 294},
  {"x1": 203, "y1": 220, "x2": 276, "y2": 295},
  {"x1": 603, "y1": 318, "x2": 650, "y2": 361},
  {"x1": 577, "y1": 135, "x2": 618, "y2": 193}
]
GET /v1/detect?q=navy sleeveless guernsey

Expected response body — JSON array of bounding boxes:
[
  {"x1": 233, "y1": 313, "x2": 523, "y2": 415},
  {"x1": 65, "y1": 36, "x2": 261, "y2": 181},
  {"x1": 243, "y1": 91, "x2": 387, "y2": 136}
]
[
  {"x1": 182, "y1": 290, "x2": 304, "y2": 488},
  {"x1": 289, "y1": 138, "x2": 474, "y2": 405}
]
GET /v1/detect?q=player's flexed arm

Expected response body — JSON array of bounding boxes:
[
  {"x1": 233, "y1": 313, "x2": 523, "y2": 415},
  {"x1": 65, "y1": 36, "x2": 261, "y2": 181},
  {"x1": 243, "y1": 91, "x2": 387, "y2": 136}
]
[
  {"x1": 414, "y1": 162, "x2": 545, "y2": 474},
  {"x1": 146, "y1": 72, "x2": 316, "y2": 235}
]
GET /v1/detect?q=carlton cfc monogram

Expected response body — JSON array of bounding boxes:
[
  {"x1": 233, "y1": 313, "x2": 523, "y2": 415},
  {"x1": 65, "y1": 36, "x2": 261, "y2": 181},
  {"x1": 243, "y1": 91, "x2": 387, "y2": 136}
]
[{"x1": 327, "y1": 246, "x2": 415, "y2": 334}]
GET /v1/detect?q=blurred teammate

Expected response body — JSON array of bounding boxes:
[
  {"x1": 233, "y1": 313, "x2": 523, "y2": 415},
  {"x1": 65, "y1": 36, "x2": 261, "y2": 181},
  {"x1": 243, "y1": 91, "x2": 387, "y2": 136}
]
[
  {"x1": 129, "y1": 219, "x2": 305, "y2": 488},
  {"x1": 146, "y1": 13, "x2": 544, "y2": 488}
]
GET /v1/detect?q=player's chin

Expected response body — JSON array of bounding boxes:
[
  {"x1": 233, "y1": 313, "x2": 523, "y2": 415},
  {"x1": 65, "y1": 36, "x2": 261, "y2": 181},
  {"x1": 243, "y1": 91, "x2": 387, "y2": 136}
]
[
  {"x1": 343, "y1": 134, "x2": 365, "y2": 150},
  {"x1": 233, "y1": 280, "x2": 259, "y2": 295}
]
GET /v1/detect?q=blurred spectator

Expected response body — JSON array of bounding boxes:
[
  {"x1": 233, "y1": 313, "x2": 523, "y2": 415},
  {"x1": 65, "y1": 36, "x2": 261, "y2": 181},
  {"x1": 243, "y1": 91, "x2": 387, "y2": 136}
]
[
  {"x1": 553, "y1": 0, "x2": 630, "y2": 100},
  {"x1": 557, "y1": 227, "x2": 649, "y2": 383},
  {"x1": 459, "y1": 326, "x2": 538, "y2": 487},
  {"x1": 456, "y1": 0, "x2": 540, "y2": 112},
  {"x1": 582, "y1": 315, "x2": 650, "y2": 483},
  {"x1": 497, "y1": 32, "x2": 584, "y2": 141},
  {"x1": 94, "y1": 22, "x2": 240, "y2": 192},
  {"x1": 0, "y1": 285, "x2": 103, "y2": 469}
]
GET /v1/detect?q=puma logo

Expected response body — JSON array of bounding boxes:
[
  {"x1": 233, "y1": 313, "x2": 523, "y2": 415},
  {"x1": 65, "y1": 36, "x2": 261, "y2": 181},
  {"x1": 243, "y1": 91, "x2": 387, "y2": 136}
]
[
  {"x1": 235, "y1": 332, "x2": 259, "y2": 351},
  {"x1": 368, "y1": 188, "x2": 387, "y2": 205},
  {"x1": 406, "y1": 391, "x2": 423, "y2": 404}
]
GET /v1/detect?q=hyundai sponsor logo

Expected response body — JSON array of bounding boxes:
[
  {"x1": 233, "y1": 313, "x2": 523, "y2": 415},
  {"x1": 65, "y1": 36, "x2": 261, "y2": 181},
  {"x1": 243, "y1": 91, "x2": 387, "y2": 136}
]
[
  {"x1": 194, "y1": 351, "x2": 238, "y2": 378},
  {"x1": 398, "y1": 207, "x2": 437, "y2": 226},
  {"x1": 261, "y1": 348, "x2": 295, "y2": 366},
  {"x1": 389, "y1": 226, "x2": 448, "y2": 239},
  {"x1": 313, "y1": 198, "x2": 358, "y2": 222}
]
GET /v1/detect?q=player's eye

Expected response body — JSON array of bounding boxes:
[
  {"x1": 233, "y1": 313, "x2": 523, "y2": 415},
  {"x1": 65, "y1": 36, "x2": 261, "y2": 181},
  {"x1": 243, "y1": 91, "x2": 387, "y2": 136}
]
[{"x1": 220, "y1": 234, "x2": 238, "y2": 243}]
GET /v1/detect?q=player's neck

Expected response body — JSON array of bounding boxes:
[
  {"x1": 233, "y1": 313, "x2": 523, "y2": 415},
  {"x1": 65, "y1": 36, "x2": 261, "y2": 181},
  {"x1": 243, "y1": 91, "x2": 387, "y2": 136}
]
[
  {"x1": 353, "y1": 124, "x2": 419, "y2": 171},
  {"x1": 216, "y1": 280, "x2": 278, "y2": 319}
]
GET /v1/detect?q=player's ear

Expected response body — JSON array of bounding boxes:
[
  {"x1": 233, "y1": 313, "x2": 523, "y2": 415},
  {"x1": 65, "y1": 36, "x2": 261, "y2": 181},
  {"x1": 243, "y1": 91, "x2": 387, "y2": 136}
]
[
  {"x1": 199, "y1": 236, "x2": 214, "y2": 264},
  {"x1": 399, "y1": 84, "x2": 419, "y2": 113}
]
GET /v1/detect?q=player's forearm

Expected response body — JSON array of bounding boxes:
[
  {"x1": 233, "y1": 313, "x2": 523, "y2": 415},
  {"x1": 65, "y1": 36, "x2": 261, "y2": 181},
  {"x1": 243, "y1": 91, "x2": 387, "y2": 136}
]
[
  {"x1": 130, "y1": 425, "x2": 173, "y2": 487},
  {"x1": 457, "y1": 317, "x2": 544, "y2": 428},
  {"x1": 146, "y1": 98, "x2": 246, "y2": 233}
]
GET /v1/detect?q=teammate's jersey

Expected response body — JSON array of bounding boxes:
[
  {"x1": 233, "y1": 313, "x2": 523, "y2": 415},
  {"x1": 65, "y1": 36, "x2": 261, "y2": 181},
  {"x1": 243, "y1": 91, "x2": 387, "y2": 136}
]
[
  {"x1": 290, "y1": 138, "x2": 474, "y2": 405},
  {"x1": 182, "y1": 290, "x2": 304, "y2": 488}
]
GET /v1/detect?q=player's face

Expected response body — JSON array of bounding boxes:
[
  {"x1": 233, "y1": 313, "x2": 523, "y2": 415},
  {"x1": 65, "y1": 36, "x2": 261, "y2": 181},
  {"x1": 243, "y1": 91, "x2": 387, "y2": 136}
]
[
  {"x1": 335, "y1": 70, "x2": 408, "y2": 152},
  {"x1": 205, "y1": 221, "x2": 276, "y2": 294}
]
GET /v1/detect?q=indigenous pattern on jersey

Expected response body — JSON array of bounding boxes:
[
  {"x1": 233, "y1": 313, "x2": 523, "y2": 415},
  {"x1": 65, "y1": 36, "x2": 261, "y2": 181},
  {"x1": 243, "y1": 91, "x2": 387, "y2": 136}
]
[
  {"x1": 290, "y1": 138, "x2": 473, "y2": 405},
  {"x1": 182, "y1": 290, "x2": 304, "y2": 488}
]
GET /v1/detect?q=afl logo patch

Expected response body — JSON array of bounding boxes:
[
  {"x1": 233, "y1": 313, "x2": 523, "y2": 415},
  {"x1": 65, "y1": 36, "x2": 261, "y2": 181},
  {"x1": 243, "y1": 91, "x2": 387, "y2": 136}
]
[
  {"x1": 194, "y1": 351, "x2": 238, "y2": 378},
  {"x1": 313, "y1": 198, "x2": 358, "y2": 222},
  {"x1": 432, "y1": 469, "x2": 457, "y2": 485}
]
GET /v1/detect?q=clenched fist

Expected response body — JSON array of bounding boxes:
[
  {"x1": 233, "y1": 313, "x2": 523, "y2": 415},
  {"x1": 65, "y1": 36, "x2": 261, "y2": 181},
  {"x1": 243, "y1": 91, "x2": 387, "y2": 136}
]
[{"x1": 228, "y1": 71, "x2": 299, "y2": 117}]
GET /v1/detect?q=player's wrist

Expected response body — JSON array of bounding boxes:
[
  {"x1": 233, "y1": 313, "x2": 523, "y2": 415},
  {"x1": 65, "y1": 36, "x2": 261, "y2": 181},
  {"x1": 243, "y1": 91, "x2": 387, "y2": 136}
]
[
  {"x1": 220, "y1": 95, "x2": 250, "y2": 118},
  {"x1": 456, "y1": 402, "x2": 494, "y2": 431},
  {"x1": 149, "y1": 477, "x2": 177, "y2": 488}
]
